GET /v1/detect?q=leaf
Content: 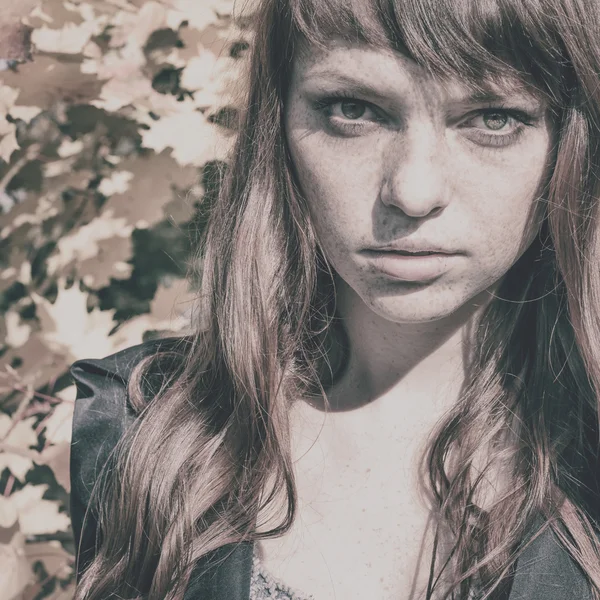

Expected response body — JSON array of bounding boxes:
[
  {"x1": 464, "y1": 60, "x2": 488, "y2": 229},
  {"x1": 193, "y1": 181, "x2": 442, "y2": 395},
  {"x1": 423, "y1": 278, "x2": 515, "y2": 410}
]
[
  {"x1": 46, "y1": 209, "x2": 135, "y2": 278},
  {"x1": 19, "y1": 540, "x2": 75, "y2": 600},
  {"x1": 0, "y1": 84, "x2": 21, "y2": 115},
  {"x1": 0, "y1": 415, "x2": 39, "y2": 482},
  {"x1": 31, "y1": 279, "x2": 119, "y2": 362},
  {"x1": 55, "y1": 138, "x2": 84, "y2": 159},
  {"x1": 97, "y1": 170, "x2": 134, "y2": 197},
  {"x1": 8, "y1": 105, "x2": 43, "y2": 123},
  {"x1": 5, "y1": 310, "x2": 32, "y2": 349},
  {"x1": 8, "y1": 485, "x2": 71, "y2": 535},
  {"x1": 140, "y1": 109, "x2": 232, "y2": 166},
  {"x1": 41, "y1": 393, "x2": 74, "y2": 446},
  {"x1": 0, "y1": 79, "x2": 42, "y2": 161},
  {"x1": 31, "y1": 17, "x2": 107, "y2": 55},
  {"x1": 2, "y1": 0, "x2": 39, "y2": 23},
  {"x1": 0, "y1": 84, "x2": 22, "y2": 161},
  {"x1": 180, "y1": 50, "x2": 244, "y2": 108},
  {"x1": 90, "y1": 71, "x2": 155, "y2": 112},
  {"x1": 164, "y1": 0, "x2": 222, "y2": 31},
  {"x1": 36, "y1": 442, "x2": 71, "y2": 493},
  {"x1": 0, "y1": 531, "x2": 35, "y2": 600},
  {"x1": 0, "y1": 495, "x2": 19, "y2": 529},
  {"x1": 0, "y1": 126, "x2": 19, "y2": 162},
  {"x1": 106, "y1": 1, "x2": 168, "y2": 49},
  {"x1": 24, "y1": 539, "x2": 73, "y2": 579}
]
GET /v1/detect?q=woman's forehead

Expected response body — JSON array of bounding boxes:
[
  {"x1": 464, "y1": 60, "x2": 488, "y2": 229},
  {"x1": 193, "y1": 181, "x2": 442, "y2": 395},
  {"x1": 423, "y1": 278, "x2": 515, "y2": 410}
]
[{"x1": 292, "y1": 39, "x2": 545, "y2": 104}]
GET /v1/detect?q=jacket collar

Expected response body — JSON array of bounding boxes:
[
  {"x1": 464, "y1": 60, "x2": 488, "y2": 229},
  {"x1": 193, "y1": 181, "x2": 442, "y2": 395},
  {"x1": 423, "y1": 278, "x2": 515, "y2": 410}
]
[
  {"x1": 184, "y1": 542, "x2": 254, "y2": 600},
  {"x1": 507, "y1": 520, "x2": 593, "y2": 600},
  {"x1": 183, "y1": 525, "x2": 593, "y2": 600}
]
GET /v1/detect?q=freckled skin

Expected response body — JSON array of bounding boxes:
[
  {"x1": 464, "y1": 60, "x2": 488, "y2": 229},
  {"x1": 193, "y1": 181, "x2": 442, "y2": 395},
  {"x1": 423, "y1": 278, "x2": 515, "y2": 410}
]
[
  {"x1": 259, "y1": 40, "x2": 557, "y2": 600},
  {"x1": 284, "y1": 40, "x2": 554, "y2": 324}
]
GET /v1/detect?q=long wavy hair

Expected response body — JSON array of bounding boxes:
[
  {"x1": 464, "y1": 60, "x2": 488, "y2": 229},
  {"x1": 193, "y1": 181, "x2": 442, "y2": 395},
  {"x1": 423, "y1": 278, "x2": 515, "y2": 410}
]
[{"x1": 73, "y1": 0, "x2": 600, "y2": 598}]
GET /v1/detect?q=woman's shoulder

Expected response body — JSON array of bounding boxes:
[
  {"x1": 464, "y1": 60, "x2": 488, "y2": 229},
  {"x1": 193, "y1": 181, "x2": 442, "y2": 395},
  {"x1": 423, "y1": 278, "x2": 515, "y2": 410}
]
[
  {"x1": 68, "y1": 334, "x2": 193, "y2": 577},
  {"x1": 69, "y1": 334, "x2": 192, "y2": 394},
  {"x1": 69, "y1": 335, "x2": 191, "y2": 439},
  {"x1": 69, "y1": 333, "x2": 194, "y2": 461}
]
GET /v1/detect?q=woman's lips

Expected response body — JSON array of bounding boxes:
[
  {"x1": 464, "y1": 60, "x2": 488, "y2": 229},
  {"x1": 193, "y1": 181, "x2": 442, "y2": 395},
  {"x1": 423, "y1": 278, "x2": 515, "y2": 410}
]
[{"x1": 361, "y1": 249, "x2": 460, "y2": 282}]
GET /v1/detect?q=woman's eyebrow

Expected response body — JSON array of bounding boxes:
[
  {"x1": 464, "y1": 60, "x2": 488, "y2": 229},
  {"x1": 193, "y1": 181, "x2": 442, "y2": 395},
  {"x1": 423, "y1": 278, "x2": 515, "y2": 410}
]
[
  {"x1": 301, "y1": 69, "x2": 544, "y2": 107},
  {"x1": 462, "y1": 85, "x2": 544, "y2": 106},
  {"x1": 301, "y1": 70, "x2": 397, "y2": 104}
]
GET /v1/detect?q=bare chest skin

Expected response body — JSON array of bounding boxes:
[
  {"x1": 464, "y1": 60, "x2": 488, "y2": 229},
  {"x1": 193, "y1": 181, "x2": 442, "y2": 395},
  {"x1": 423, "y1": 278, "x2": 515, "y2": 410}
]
[{"x1": 256, "y1": 392, "x2": 455, "y2": 600}]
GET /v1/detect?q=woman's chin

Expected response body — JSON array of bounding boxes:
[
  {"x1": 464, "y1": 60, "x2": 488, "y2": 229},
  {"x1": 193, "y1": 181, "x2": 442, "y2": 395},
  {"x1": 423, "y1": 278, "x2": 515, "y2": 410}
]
[{"x1": 362, "y1": 286, "x2": 489, "y2": 325}]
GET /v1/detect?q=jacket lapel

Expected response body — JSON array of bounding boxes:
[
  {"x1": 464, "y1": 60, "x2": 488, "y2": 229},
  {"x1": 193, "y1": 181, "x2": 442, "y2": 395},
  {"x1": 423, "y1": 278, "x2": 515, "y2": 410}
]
[
  {"x1": 508, "y1": 521, "x2": 592, "y2": 600},
  {"x1": 182, "y1": 526, "x2": 593, "y2": 600},
  {"x1": 184, "y1": 542, "x2": 254, "y2": 600}
]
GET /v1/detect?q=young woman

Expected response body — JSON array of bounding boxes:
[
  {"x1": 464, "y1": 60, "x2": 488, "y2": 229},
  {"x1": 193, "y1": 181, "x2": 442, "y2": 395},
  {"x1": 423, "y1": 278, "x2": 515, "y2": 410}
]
[{"x1": 69, "y1": 0, "x2": 600, "y2": 598}]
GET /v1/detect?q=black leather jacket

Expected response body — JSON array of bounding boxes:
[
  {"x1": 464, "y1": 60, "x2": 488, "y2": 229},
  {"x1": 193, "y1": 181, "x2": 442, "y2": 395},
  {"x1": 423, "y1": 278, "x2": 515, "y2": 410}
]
[{"x1": 69, "y1": 337, "x2": 594, "y2": 600}]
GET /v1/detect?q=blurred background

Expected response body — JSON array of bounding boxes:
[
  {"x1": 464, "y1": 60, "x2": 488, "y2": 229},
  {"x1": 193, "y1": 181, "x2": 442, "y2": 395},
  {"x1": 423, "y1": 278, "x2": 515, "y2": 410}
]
[{"x1": 0, "y1": 0, "x2": 251, "y2": 597}]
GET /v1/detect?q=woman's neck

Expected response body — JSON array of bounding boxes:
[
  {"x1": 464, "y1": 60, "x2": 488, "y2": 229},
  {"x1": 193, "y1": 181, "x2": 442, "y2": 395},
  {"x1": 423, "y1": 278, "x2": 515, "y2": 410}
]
[{"x1": 311, "y1": 275, "x2": 495, "y2": 420}]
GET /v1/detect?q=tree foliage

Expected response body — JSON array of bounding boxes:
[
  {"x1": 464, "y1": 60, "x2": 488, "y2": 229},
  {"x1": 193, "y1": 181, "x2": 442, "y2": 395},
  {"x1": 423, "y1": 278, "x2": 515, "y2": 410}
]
[{"x1": 0, "y1": 1, "x2": 248, "y2": 597}]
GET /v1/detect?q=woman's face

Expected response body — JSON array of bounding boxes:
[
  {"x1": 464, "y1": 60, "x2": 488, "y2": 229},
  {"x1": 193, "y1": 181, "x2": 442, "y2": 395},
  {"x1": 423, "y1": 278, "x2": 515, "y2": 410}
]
[{"x1": 284, "y1": 40, "x2": 554, "y2": 323}]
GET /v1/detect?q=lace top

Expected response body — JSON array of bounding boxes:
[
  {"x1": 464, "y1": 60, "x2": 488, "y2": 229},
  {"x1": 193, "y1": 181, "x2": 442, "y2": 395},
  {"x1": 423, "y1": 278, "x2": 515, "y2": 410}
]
[
  {"x1": 249, "y1": 544, "x2": 483, "y2": 600},
  {"x1": 250, "y1": 545, "x2": 314, "y2": 600}
]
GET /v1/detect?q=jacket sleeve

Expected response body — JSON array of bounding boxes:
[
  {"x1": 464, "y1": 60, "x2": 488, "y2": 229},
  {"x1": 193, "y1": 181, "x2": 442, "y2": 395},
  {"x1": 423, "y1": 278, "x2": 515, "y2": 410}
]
[
  {"x1": 508, "y1": 517, "x2": 594, "y2": 600},
  {"x1": 69, "y1": 356, "x2": 134, "y2": 582},
  {"x1": 68, "y1": 336, "x2": 190, "y2": 582}
]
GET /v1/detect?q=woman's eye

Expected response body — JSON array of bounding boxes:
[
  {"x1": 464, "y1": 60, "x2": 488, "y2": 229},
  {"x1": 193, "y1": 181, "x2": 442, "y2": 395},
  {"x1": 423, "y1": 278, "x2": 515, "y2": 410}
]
[
  {"x1": 314, "y1": 96, "x2": 383, "y2": 134},
  {"x1": 461, "y1": 109, "x2": 536, "y2": 147},
  {"x1": 468, "y1": 111, "x2": 515, "y2": 132},
  {"x1": 330, "y1": 100, "x2": 376, "y2": 121},
  {"x1": 313, "y1": 96, "x2": 537, "y2": 147},
  {"x1": 478, "y1": 112, "x2": 510, "y2": 130}
]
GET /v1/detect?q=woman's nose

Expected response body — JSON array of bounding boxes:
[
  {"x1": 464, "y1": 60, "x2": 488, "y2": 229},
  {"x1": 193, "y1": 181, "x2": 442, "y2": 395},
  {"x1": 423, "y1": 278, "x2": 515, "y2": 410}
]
[{"x1": 380, "y1": 125, "x2": 450, "y2": 218}]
